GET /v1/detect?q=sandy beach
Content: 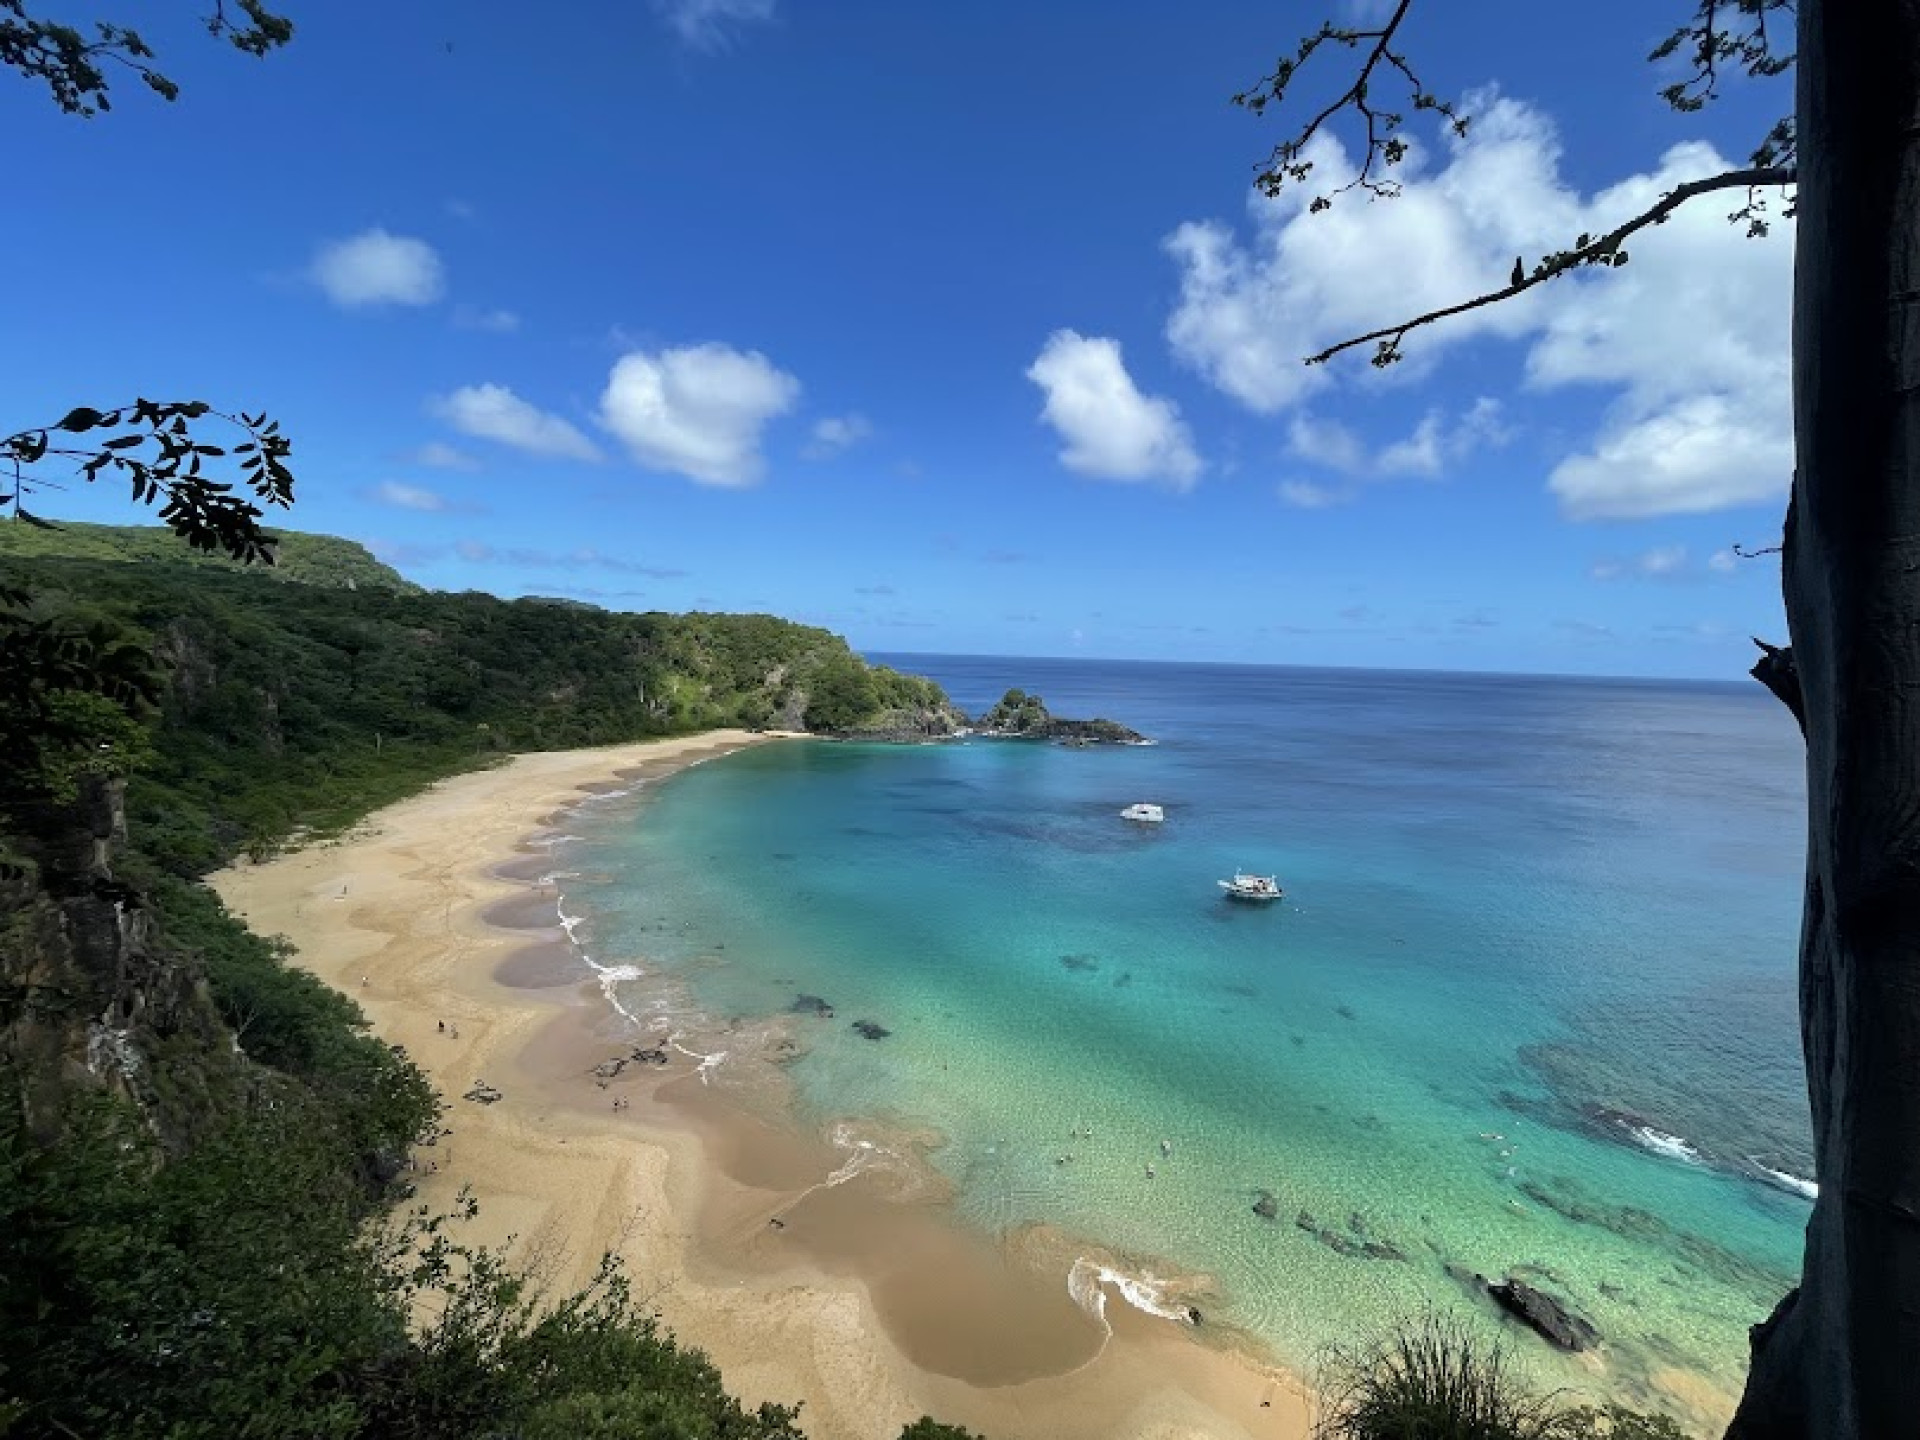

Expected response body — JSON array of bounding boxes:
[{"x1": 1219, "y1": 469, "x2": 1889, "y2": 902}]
[{"x1": 211, "y1": 732, "x2": 1314, "y2": 1440}]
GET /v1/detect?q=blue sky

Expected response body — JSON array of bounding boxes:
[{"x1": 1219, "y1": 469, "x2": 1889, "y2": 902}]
[{"x1": 10, "y1": 0, "x2": 1796, "y2": 677}]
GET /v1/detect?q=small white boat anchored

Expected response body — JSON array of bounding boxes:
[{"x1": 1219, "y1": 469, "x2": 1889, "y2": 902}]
[
  {"x1": 1120, "y1": 803, "x2": 1165, "y2": 824},
  {"x1": 1218, "y1": 871, "x2": 1282, "y2": 903}
]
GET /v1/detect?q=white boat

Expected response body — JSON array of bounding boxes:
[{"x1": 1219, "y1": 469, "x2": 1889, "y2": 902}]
[
  {"x1": 1218, "y1": 871, "x2": 1282, "y2": 902},
  {"x1": 1120, "y1": 803, "x2": 1165, "y2": 824}
]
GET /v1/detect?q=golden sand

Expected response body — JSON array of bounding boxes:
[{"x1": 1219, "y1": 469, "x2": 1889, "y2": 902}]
[{"x1": 212, "y1": 732, "x2": 1314, "y2": 1440}]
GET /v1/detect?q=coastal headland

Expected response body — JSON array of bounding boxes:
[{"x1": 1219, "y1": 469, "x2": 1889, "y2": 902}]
[{"x1": 211, "y1": 731, "x2": 1312, "y2": 1440}]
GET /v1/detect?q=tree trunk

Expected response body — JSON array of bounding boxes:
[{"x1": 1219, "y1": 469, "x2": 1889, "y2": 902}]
[{"x1": 1729, "y1": 3, "x2": 1920, "y2": 1435}]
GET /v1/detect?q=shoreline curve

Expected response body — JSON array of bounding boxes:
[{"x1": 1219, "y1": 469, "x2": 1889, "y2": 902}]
[{"x1": 211, "y1": 731, "x2": 1315, "y2": 1440}]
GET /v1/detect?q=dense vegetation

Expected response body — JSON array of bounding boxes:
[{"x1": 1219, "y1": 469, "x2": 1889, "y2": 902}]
[
  {"x1": 1, "y1": 1059, "x2": 827, "y2": 1439},
  {"x1": 0, "y1": 518, "x2": 418, "y2": 591},
  {"x1": 2, "y1": 524, "x2": 957, "y2": 875},
  {"x1": 0, "y1": 523, "x2": 975, "y2": 1439},
  {"x1": 977, "y1": 688, "x2": 1050, "y2": 734}
]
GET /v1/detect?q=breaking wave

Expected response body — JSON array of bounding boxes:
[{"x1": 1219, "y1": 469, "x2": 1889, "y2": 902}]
[
  {"x1": 1748, "y1": 1159, "x2": 1818, "y2": 1201},
  {"x1": 1630, "y1": 1125, "x2": 1702, "y2": 1165},
  {"x1": 1066, "y1": 1257, "x2": 1197, "y2": 1351}
]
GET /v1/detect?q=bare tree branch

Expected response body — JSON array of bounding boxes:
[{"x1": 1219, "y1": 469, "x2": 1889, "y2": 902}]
[
  {"x1": 1304, "y1": 165, "x2": 1795, "y2": 369},
  {"x1": 1239, "y1": 1, "x2": 1798, "y2": 369},
  {"x1": 1233, "y1": 0, "x2": 1465, "y2": 211}
]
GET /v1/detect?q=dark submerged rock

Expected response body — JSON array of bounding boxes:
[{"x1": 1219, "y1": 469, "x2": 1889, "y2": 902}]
[
  {"x1": 851, "y1": 1019, "x2": 891, "y2": 1041},
  {"x1": 1252, "y1": 1189, "x2": 1280, "y2": 1221},
  {"x1": 1487, "y1": 1277, "x2": 1600, "y2": 1352}
]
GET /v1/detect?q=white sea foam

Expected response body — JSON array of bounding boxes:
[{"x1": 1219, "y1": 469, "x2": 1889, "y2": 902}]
[
  {"x1": 589, "y1": 962, "x2": 645, "y2": 983},
  {"x1": 1065, "y1": 1257, "x2": 1196, "y2": 1341},
  {"x1": 579, "y1": 958, "x2": 645, "y2": 1022},
  {"x1": 669, "y1": 1039, "x2": 727, "y2": 1083},
  {"x1": 1630, "y1": 1125, "x2": 1701, "y2": 1165},
  {"x1": 580, "y1": 782, "x2": 642, "y2": 804},
  {"x1": 825, "y1": 1122, "x2": 890, "y2": 1186},
  {"x1": 776, "y1": 1123, "x2": 905, "y2": 1209},
  {"x1": 1750, "y1": 1160, "x2": 1818, "y2": 1200}
]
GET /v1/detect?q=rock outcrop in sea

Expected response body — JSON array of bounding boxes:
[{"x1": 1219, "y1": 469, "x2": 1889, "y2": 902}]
[{"x1": 973, "y1": 689, "x2": 1148, "y2": 745}]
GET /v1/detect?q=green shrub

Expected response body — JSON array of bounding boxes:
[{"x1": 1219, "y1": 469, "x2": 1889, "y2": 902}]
[
  {"x1": 0, "y1": 1078, "x2": 818, "y2": 1440},
  {"x1": 1314, "y1": 1315, "x2": 1690, "y2": 1440},
  {"x1": 897, "y1": 1420, "x2": 988, "y2": 1440},
  {"x1": 1317, "y1": 1314, "x2": 1565, "y2": 1440}
]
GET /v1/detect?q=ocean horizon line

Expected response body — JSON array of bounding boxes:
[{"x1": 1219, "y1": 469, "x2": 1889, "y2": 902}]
[{"x1": 866, "y1": 649, "x2": 1770, "y2": 695}]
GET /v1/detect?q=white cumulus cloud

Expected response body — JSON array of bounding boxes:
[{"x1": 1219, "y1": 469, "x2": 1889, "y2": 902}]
[
  {"x1": 652, "y1": 0, "x2": 775, "y2": 50},
  {"x1": 432, "y1": 384, "x2": 602, "y2": 462},
  {"x1": 1376, "y1": 398, "x2": 1511, "y2": 478},
  {"x1": 599, "y1": 343, "x2": 800, "y2": 486},
  {"x1": 311, "y1": 228, "x2": 445, "y2": 308},
  {"x1": 1026, "y1": 330, "x2": 1202, "y2": 488},
  {"x1": 1287, "y1": 398, "x2": 1507, "y2": 482},
  {"x1": 1286, "y1": 414, "x2": 1369, "y2": 474},
  {"x1": 1163, "y1": 95, "x2": 1792, "y2": 520}
]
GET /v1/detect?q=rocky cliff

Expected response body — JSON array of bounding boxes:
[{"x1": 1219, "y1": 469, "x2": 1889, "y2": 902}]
[{"x1": 2, "y1": 779, "x2": 238, "y2": 1148}]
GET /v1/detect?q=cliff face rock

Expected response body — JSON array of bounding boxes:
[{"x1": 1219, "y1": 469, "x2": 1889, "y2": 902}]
[
  {"x1": 974, "y1": 689, "x2": 1147, "y2": 745},
  {"x1": 832, "y1": 698, "x2": 970, "y2": 742},
  {"x1": 2, "y1": 779, "x2": 235, "y2": 1148}
]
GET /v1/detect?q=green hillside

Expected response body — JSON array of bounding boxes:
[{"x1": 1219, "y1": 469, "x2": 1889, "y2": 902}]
[
  {"x1": 3, "y1": 537, "x2": 960, "y2": 876},
  {"x1": 0, "y1": 529, "x2": 979, "y2": 1440},
  {"x1": 0, "y1": 518, "x2": 418, "y2": 592}
]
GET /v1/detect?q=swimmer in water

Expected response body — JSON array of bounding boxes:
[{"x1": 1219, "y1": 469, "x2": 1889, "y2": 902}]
[
  {"x1": 1160, "y1": 1139, "x2": 1173, "y2": 1157},
  {"x1": 1145, "y1": 1164, "x2": 1156, "y2": 1179}
]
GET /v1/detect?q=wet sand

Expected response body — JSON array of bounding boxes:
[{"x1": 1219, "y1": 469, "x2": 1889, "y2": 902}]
[{"x1": 212, "y1": 731, "x2": 1314, "y2": 1440}]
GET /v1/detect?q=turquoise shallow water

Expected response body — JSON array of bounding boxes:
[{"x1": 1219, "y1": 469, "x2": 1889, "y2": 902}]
[{"x1": 558, "y1": 657, "x2": 1810, "y2": 1413}]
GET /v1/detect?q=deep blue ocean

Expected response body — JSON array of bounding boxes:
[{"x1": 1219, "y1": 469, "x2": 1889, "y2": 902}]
[{"x1": 557, "y1": 656, "x2": 1812, "y2": 1413}]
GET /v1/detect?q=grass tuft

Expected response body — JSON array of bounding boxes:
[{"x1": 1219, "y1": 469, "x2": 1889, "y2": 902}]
[{"x1": 1317, "y1": 1313, "x2": 1569, "y2": 1440}]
